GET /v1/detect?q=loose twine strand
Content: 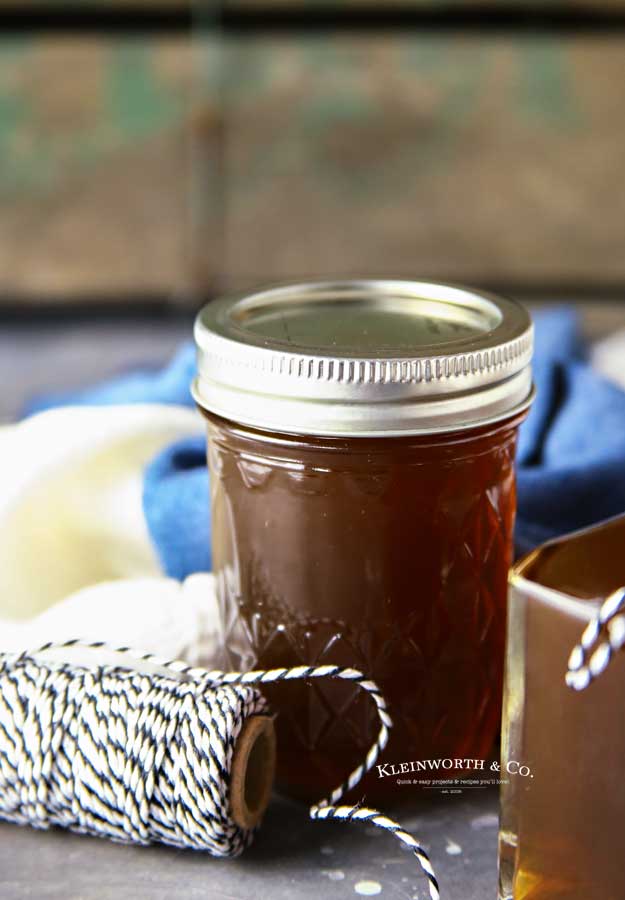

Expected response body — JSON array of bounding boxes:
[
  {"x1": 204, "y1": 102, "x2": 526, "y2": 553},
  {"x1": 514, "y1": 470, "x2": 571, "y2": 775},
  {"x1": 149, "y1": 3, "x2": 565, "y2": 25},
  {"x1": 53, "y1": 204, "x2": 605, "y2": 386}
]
[
  {"x1": 0, "y1": 640, "x2": 440, "y2": 900},
  {"x1": 566, "y1": 586, "x2": 625, "y2": 690}
]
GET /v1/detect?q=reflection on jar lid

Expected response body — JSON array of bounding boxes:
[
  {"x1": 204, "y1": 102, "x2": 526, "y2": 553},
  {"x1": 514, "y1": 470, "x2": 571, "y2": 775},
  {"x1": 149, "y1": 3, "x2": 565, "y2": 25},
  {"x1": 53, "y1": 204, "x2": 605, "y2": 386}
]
[{"x1": 193, "y1": 280, "x2": 534, "y2": 437}]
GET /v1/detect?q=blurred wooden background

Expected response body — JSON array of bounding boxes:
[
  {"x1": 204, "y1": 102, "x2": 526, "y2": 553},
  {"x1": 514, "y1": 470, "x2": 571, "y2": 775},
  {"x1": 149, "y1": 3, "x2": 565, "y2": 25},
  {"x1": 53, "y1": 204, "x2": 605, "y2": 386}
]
[{"x1": 2, "y1": 3, "x2": 625, "y2": 306}]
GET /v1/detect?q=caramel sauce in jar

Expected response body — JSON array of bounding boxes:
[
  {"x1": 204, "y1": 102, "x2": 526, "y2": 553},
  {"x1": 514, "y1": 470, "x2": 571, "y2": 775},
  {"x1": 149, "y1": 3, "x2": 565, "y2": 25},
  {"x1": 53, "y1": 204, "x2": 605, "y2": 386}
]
[
  {"x1": 206, "y1": 411, "x2": 525, "y2": 800},
  {"x1": 194, "y1": 280, "x2": 534, "y2": 802}
]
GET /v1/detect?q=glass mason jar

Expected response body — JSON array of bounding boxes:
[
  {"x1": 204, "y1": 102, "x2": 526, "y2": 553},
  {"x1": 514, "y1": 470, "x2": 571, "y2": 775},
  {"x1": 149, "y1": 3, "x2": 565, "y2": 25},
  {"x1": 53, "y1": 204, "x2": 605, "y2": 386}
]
[
  {"x1": 500, "y1": 515, "x2": 625, "y2": 900},
  {"x1": 193, "y1": 280, "x2": 534, "y2": 802}
]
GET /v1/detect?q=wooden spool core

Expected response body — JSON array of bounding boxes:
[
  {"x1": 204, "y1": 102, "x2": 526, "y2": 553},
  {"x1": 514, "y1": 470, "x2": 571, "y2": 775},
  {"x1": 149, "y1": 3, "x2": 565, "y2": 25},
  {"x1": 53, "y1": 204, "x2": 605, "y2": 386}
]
[{"x1": 230, "y1": 715, "x2": 276, "y2": 829}]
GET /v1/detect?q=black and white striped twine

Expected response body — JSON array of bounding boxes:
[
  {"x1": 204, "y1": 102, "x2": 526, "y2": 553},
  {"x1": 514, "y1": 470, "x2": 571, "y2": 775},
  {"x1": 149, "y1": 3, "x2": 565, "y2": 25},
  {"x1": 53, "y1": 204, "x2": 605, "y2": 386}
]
[
  {"x1": 0, "y1": 640, "x2": 439, "y2": 900},
  {"x1": 566, "y1": 586, "x2": 625, "y2": 690}
]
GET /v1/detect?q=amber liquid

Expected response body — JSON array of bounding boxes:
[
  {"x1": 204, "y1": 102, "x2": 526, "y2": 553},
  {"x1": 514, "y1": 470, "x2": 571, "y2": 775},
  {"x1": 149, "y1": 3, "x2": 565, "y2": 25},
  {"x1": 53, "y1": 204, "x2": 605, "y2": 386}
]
[
  {"x1": 205, "y1": 412, "x2": 524, "y2": 802},
  {"x1": 500, "y1": 517, "x2": 625, "y2": 900}
]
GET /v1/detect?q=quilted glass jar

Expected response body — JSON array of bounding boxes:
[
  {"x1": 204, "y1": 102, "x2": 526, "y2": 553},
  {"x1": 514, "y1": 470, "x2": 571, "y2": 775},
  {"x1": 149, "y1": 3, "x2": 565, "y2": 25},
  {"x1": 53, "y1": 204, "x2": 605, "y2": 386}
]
[{"x1": 194, "y1": 281, "x2": 534, "y2": 801}]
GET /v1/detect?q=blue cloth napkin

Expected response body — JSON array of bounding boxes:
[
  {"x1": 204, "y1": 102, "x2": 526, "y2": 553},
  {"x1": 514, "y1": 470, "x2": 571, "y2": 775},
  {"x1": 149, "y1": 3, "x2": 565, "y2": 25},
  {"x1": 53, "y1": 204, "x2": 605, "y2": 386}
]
[
  {"x1": 515, "y1": 309, "x2": 625, "y2": 554},
  {"x1": 27, "y1": 309, "x2": 625, "y2": 574}
]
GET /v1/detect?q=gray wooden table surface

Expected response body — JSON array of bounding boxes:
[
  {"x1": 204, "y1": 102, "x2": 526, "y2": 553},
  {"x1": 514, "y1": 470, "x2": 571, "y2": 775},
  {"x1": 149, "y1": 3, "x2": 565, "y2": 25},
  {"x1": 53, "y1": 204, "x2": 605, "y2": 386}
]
[
  {"x1": 0, "y1": 300, "x2": 623, "y2": 900},
  {"x1": 0, "y1": 790, "x2": 499, "y2": 900}
]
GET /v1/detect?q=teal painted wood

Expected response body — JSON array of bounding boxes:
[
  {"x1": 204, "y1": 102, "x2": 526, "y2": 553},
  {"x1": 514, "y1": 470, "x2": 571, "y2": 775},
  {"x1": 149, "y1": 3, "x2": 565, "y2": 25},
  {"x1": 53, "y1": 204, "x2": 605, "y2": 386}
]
[
  {"x1": 0, "y1": 35, "x2": 195, "y2": 298},
  {"x1": 195, "y1": 33, "x2": 625, "y2": 288},
  {"x1": 1, "y1": 30, "x2": 625, "y2": 299},
  {"x1": 0, "y1": 37, "x2": 191, "y2": 199}
]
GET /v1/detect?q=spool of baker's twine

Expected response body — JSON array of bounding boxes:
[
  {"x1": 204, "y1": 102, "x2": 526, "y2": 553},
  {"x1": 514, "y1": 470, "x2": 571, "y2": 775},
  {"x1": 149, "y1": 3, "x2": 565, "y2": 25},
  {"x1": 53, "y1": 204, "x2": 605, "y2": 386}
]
[
  {"x1": 566, "y1": 586, "x2": 625, "y2": 689},
  {"x1": 0, "y1": 640, "x2": 440, "y2": 900}
]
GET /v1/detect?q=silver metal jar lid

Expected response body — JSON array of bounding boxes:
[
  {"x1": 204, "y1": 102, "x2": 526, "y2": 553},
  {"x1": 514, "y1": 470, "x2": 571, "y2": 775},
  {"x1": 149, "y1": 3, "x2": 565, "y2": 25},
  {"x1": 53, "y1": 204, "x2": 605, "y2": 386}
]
[{"x1": 193, "y1": 280, "x2": 534, "y2": 437}]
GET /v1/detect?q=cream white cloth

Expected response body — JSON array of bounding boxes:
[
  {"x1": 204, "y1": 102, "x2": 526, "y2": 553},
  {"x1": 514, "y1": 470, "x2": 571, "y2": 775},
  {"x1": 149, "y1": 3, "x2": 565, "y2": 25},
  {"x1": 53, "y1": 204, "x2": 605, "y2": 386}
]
[
  {"x1": 591, "y1": 329, "x2": 625, "y2": 390},
  {"x1": 0, "y1": 405, "x2": 219, "y2": 662}
]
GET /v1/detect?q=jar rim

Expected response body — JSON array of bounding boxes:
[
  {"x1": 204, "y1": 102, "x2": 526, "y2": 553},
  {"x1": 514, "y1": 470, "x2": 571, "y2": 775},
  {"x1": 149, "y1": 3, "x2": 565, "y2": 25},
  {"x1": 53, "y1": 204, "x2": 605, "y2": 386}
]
[{"x1": 193, "y1": 279, "x2": 534, "y2": 437}]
